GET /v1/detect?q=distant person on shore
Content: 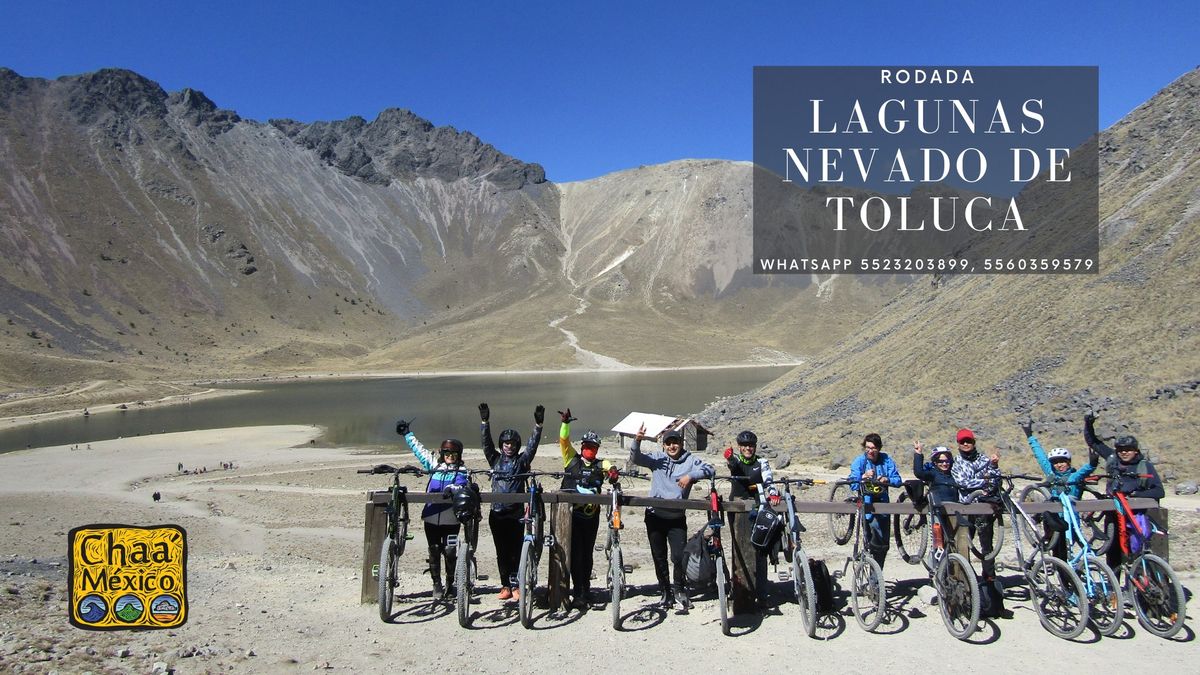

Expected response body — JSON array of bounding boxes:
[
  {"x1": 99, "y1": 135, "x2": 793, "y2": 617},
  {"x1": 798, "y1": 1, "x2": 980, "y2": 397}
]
[
  {"x1": 847, "y1": 433, "x2": 903, "y2": 570},
  {"x1": 630, "y1": 424, "x2": 715, "y2": 612},
  {"x1": 1083, "y1": 412, "x2": 1165, "y2": 570},
  {"x1": 558, "y1": 408, "x2": 611, "y2": 610},
  {"x1": 152, "y1": 491, "x2": 161, "y2": 502},
  {"x1": 398, "y1": 418, "x2": 469, "y2": 599},
  {"x1": 723, "y1": 430, "x2": 776, "y2": 607},
  {"x1": 480, "y1": 402, "x2": 544, "y2": 601}
]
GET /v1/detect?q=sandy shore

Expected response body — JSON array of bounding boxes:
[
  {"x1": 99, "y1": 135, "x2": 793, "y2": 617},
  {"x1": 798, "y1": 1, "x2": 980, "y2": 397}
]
[{"x1": 1, "y1": 426, "x2": 1195, "y2": 673}]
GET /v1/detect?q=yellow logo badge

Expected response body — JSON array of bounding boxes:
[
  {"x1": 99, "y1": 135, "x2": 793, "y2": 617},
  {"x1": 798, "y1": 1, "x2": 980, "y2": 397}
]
[{"x1": 68, "y1": 524, "x2": 188, "y2": 630}]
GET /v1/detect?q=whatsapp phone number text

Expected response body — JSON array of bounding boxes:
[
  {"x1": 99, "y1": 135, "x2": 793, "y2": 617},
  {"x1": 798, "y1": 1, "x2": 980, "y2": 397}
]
[{"x1": 757, "y1": 258, "x2": 1096, "y2": 273}]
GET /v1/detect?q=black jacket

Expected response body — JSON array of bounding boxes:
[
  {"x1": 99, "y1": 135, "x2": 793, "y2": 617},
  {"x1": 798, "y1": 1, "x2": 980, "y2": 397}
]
[{"x1": 482, "y1": 422, "x2": 543, "y2": 516}]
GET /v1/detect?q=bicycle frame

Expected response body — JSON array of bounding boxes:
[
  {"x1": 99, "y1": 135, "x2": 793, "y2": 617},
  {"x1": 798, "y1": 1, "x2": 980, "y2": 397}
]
[
  {"x1": 835, "y1": 479, "x2": 885, "y2": 631},
  {"x1": 1107, "y1": 490, "x2": 1185, "y2": 638},
  {"x1": 923, "y1": 487, "x2": 980, "y2": 640},
  {"x1": 990, "y1": 474, "x2": 1088, "y2": 639}
]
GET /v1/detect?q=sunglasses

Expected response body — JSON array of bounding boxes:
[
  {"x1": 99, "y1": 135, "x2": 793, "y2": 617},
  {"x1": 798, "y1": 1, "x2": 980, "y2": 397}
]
[
  {"x1": 958, "y1": 439, "x2": 976, "y2": 445},
  {"x1": 934, "y1": 459, "x2": 952, "y2": 465},
  {"x1": 864, "y1": 445, "x2": 879, "y2": 451}
]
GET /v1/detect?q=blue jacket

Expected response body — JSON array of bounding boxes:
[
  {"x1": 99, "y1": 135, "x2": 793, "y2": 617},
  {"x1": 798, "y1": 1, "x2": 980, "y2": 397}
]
[
  {"x1": 847, "y1": 452, "x2": 903, "y2": 503},
  {"x1": 1026, "y1": 434, "x2": 1095, "y2": 499},
  {"x1": 405, "y1": 432, "x2": 469, "y2": 525}
]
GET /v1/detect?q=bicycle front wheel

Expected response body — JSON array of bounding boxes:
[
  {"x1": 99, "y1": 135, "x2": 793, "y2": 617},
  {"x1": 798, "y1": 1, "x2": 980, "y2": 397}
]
[
  {"x1": 893, "y1": 492, "x2": 929, "y2": 565},
  {"x1": 937, "y1": 552, "x2": 980, "y2": 640},
  {"x1": 609, "y1": 544, "x2": 624, "y2": 630},
  {"x1": 827, "y1": 483, "x2": 855, "y2": 545},
  {"x1": 715, "y1": 555, "x2": 731, "y2": 635},
  {"x1": 518, "y1": 539, "x2": 536, "y2": 629},
  {"x1": 849, "y1": 556, "x2": 885, "y2": 632},
  {"x1": 455, "y1": 540, "x2": 471, "y2": 628},
  {"x1": 1076, "y1": 555, "x2": 1123, "y2": 637},
  {"x1": 1129, "y1": 553, "x2": 1185, "y2": 639},
  {"x1": 1018, "y1": 485, "x2": 1057, "y2": 551},
  {"x1": 969, "y1": 511, "x2": 1004, "y2": 563},
  {"x1": 377, "y1": 536, "x2": 398, "y2": 622},
  {"x1": 792, "y1": 547, "x2": 817, "y2": 638},
  {"x1": 1029, "y1": 555, "x2": 1088, "y2": 640},
  {"x1": 1080, "y1": 490, "x2": 1115, "y2": 555}
]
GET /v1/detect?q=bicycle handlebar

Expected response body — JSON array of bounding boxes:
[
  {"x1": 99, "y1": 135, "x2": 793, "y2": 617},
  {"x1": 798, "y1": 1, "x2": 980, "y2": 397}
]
[{"x1": 357, "y1": 464, "x2": 424, "y2": 476}]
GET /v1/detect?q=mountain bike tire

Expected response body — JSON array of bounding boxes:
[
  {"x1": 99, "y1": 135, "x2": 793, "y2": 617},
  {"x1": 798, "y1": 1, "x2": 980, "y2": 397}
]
[
  {"x1": 968, "y1": 511, "x2": 1005, "y2": 562},
  {"x1": 715, "y1": 555, "x2": 731, "y2": 635},
  {"x1": 1018, "y1": 485, "x2": 1059, "y2": 551},
  {"x1": 849, "y1": 556, "x2": 885, "y2": 632},
  {"x1": 937, "y1": 552, "x2": 980, "y2": 640},
  {"x1": 518, "y1": 539, "x2": 536, "y2": 629},
  {"x1": 827, "y1": 482, "x2": 855, "y2": 546},
  {"x1": 792, "y1": 547, "x2": 817, "y2": 638},
  {"x1": 1076, "y1": 555, "x2": 1123, "y2": 637},
  {"x1": 1080, "y1": 490, "x2": 1115, "y2": 555},
  {"x1": 1030, "y1": 555, "x2": 1088, "y2": 640},
  {"x1": 377, "y1": 536, "x2": 398, "y2": 622},
  {"x1": 609, "y1": 545, "x2": 624, "y2": 630},
  {"x1": 893, "y1": 491, "x2": 929, "y2": 565},
  {"x1": 456, "y1": 542, "x2": 471, "y2": 628},
  {"x1": 1130, "y1": 553, "x2": 1185, "y2": 639}
]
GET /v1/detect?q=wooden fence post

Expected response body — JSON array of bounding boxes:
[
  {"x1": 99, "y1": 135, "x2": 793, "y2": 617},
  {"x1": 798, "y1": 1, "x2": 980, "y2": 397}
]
[
  {"x1": 362, "y1": 491, "x2": 387, "y2": 604},
  {"x1": 547, "y1": 501, "x2": 573, "y2": 610},
  {"x1": 727, "y1": 510, "x2": 759, "y2": 613}
]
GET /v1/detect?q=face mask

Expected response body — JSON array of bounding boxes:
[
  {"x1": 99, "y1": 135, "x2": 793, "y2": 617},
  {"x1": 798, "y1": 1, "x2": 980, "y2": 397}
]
[{"x1": 581, "y1": 446, "x2": 598, "y2": 462}]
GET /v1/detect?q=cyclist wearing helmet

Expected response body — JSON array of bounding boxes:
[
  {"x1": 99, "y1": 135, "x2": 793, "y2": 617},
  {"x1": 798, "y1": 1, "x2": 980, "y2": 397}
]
[
  {"x1": 480, "y1": 402, "x2": 544, "y2": 601},
  {"x1": 397, "y1": 418, "x2": 470, "y2": 599},
  {"x1": 847, "y1": 433, "x2": 903, "y2": 570},
  {"x1": 1083, "y1": 412, "x2": 1165, "y2": 569},
  {"x1": 1019, "y1": 418, "x2": 1097, "y2": 562},
  {"x1": 949, "y1": 427, "x2": 1000, "y2": 581},
  {"x1": 723, "y1": 430, "x2": 777, "y2": 606},
  {"x1": 558, "y1": 408, "x2": 612, "y2": 609},
  {"x1": 630, "y1": 423, "x2": 715, "y2": 612}
]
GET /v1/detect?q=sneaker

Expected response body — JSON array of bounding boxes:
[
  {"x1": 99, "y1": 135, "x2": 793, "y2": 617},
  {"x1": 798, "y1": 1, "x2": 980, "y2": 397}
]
[
  {"x1": 570, "y1": 595, "x2": 589, "y2": 611},
  {"x1": 432, "y1": 580, "x2": 445, "y2": 598},
  {"x1": 498, "y1": 587, "x2": 513, "y2": 601},
  {"x1": 674, "y1": 587, "x2": 692, "y2": 613},
  {"x1": 511, "y1": 587, "x2": 521, "y2": 601}
]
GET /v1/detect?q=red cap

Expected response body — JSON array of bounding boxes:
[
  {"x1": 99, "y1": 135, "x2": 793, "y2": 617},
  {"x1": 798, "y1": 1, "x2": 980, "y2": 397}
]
[{"x1": 956, "y1": 428, "x2": 975, "y2": 443}]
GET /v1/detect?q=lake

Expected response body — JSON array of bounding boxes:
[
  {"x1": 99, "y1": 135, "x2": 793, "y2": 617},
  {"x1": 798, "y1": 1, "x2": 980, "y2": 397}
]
[{"x1": 0, "y1": 367, "x2": 792, "y2": 452}]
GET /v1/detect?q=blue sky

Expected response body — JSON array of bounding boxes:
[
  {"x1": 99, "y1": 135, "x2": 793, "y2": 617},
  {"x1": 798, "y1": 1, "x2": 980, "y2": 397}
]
[{"x1": 1, "y1": 1, "x2": 1195, "y2": 183}]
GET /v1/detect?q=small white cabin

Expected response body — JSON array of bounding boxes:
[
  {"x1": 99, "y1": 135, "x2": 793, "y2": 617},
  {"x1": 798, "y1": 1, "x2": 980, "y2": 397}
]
[{"x1": 610, "y1": 411, "x2": 713, "y2": 453}]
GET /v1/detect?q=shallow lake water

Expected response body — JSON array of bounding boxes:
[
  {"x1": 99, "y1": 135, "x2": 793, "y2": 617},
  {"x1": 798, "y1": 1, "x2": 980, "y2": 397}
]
[{"x1": 0, "y1": 367, "x2": 793, "y2": 452}]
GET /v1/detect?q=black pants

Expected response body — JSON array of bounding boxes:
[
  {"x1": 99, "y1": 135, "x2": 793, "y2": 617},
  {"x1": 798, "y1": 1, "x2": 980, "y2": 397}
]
[
  {"x1": 570, "y1": 511, "x2": 600, "y2": 598},
  {"x1": 424, "y1": 522, "x2": 460, "y2": 586},
  {"x1": 957, "y1": 514, "x2": 996, "y2": 579},
  {"x1": 490, "y1": 511, "x2": 524, "y2": 588},
  {"x1": 645, "y1": 511, "x2": 687, "y2": 589}
]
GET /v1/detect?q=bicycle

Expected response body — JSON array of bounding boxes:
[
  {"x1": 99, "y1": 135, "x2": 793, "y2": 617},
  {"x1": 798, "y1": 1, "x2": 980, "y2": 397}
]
[
  {"x1": 831, "y1": 479, "x2": 886, "y2": 632},
  {"x1": 1108, "y1": 489, "x2": 1185, "y2": 638},
  {"x1": 701, "y1": 475, "x2": 735, "y2": 635},
  {"x1": 1045, "y1": 482, "x2": 1125, "y2": 636},
  {"x1": 977, "y1": 474, "x2": 1089, "y2": 639},
  {"x1": 1019, "y1": 479, "x2": 1114, "y2": 555},
  {"x1": 445, "y1": 468, "x2": 493, "y2": 628},
  {"x1": 920, "y1": 484, "x2": 981, "y2": 640},
  {"x1": 773, "y1": 476, "x2": 823, "y2": 637},
  {"x1": 601, "y1": 467, "x2": 647, "y2": 629},
  {"x1": 509, "y1": 470, "x2": 564, "y2": 629},
  {"x1": 357, "y1": 464, "x2": 422, "y2": 622}
]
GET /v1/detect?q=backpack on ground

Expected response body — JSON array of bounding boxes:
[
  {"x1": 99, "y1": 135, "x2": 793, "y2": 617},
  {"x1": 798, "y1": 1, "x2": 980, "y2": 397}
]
[
  {"x1": 978, "y1": 577, "x2": 1006, "y2": 619},
  {"x1": 684, "y1": 525, "x2": 715, "y2": 587},
  {"x1": 808, "y1": 558, "x2": 835, "y2": 614}
]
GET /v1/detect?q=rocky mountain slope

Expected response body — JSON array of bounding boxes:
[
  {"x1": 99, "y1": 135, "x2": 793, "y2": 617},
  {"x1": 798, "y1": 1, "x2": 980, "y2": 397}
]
[
  {"x1": 0, "y1": 67, "x2": 895, "y2": 410},
  {"x1": 699, "y1": 68, "x2": 1200, "y2": 479}
]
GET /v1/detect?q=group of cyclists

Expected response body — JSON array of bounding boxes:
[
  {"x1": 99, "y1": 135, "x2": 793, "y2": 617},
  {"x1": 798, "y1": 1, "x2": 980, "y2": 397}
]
[{"x1": 395, "y1": 403, "x2": 1167, "y2": 619}]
